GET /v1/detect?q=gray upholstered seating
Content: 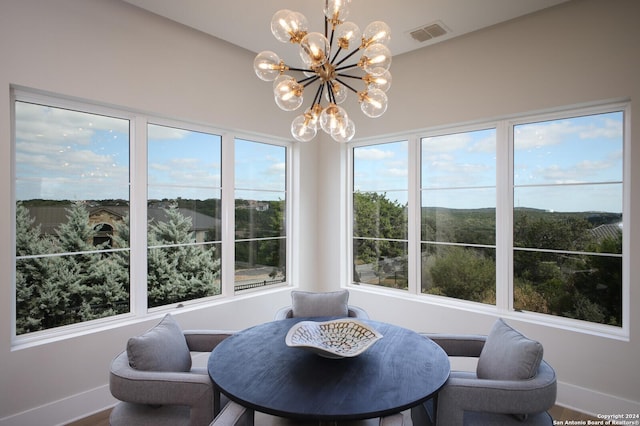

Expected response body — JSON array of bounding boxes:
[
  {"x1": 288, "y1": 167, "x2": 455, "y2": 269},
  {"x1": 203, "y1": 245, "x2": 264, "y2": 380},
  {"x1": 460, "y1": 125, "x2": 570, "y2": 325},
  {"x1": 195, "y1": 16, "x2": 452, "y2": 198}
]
[
  {"x1": 274, "y1": 289, "x2": 369, "y2": 320},
  {"x1": 412, "y1": 319, "x2": 557, "y2": 426},
  {"x1": 109, "y1": 314, "x2": 235, "y2": 426}
]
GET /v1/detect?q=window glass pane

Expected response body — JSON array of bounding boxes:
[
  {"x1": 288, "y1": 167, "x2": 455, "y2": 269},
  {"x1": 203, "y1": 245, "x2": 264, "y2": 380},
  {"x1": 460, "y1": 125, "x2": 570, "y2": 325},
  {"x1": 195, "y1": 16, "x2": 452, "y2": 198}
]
[
  {"x1": 235, "y1": 191, "x2": 286, "y2": 239},
  {"x1": 235, "y1": 139, "x2": 287, "y2": 291},
  {"x1": 148, "y1": 190, "x2": 222, "y2": 243},
  {"x1": 354, "y1": 191, "x2": 408, "y2": 240},
  {"x1": 15, "y1": 101, "x2": 130, "y2": 334},
  {"x1": 422, "y1": 129, "x2": 496, "y2": 188},
  {"x1": 421, "y1": 188, "x2": 496, "y2": 245},
  {"x1": 514, "y1": 185, "x2": 622, "y2": 253},
  {"x1": 354, "y1": 141, "x2": 408, "y2": 192},
  {"x1": 147, "y1": 124, "x2": 222, "y2": 307},
  {"x1": 147, "y1": 243, "x2": 221, "y2": 308},
  {"x1": 354, "y1": 240, "x2": 407, "y2": 290},
  {"x1": 353, "y1": 141, "x2": 408, "y2": 291},
  {"x1": 420, "y1": 129, "x2": 496, "y2": 304},
  {"x1": 513, "y1": 111, "x2": 623, "y2": 327},
  {"x1": 421, "y1": 244, "x2": 496, "y2": 304},
  {"x1": 514, "y1": 251, "x2": 622, "y2": 326},
  {"x1": 514, "y1": 112, "x2": 623, "y2": 186},
  {"x1": 235, "y1": 139, "x2": 286, "y2": 191},
  {"x1": 148, "y1": 124, "x2": 221, "y2": 187},
  {"x1": 235, "y1": 239, "x2": 286, "y2": 290}
]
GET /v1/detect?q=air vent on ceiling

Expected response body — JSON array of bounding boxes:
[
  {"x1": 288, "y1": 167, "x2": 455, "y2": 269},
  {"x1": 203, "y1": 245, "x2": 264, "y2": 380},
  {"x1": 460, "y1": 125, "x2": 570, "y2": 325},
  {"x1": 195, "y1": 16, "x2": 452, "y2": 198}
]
[{"x1": 408, "y1": 21, "x2": 448, "y2": 43}]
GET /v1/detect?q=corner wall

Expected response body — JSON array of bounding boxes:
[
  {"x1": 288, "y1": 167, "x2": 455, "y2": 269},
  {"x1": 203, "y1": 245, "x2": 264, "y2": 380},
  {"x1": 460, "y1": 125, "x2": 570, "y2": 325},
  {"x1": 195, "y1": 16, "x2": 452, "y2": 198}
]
[{"x1": 316, "y1": 0, "x2": 640, "y2": 415}]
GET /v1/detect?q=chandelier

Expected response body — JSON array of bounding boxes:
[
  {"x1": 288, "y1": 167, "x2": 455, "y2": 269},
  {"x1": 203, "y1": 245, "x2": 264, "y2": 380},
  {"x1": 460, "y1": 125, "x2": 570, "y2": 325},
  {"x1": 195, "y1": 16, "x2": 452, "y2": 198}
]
[{"x1": 253, "y1": 0, "x2": 392, "y2": 143}]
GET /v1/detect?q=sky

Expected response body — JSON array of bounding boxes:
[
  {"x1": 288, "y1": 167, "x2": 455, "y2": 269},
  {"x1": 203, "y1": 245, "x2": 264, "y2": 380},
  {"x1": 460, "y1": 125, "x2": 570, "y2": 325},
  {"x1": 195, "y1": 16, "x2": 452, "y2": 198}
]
[
  {"x1": 354, "y1": 111, "x2": 623, "y2": 213},
  {"x1": 14, "y1": 101, "x2": 286, "y2": 203},
  {"x1": 15, "y1": 101, "x2": 623, "y2": 213}
]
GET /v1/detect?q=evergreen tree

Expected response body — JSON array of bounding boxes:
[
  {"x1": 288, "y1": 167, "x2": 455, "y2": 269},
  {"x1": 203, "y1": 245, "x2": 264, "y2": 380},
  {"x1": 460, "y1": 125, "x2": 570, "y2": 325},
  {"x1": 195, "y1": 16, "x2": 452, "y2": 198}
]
[
  {"x1": 15, "y1": 202, "x2": 131, "y2": 333},
  {"x1": 147, "y1": 207, "x2": 221, "y2": 307},
  {"x1": 15, "y1": 203, "x2": 61, "y2": 333}
]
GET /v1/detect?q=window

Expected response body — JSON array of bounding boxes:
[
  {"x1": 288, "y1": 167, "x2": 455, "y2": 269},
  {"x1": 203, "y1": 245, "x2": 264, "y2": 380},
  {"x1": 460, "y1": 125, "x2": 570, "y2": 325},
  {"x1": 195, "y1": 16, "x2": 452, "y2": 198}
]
[
  {"x1": 147, "y1": 124, "x2": 222, "y2": 308},
  {"x1": 350, "y1": 102, "x2": 627, "y2": 332},
  {"x1": 512, "y1": 111, "x2": 623, "y2": 326},
  {"x1": 352, "y1": 141, "x2": 408, "y2": 289},
  {"x1": 13, "y1": 90, "x2": 292, "y2": 338},
  {"x1": 421, "y1": 128, "x2": 497, "y2": 304},
  {"x1": 14, "y1": 100, "x2": 131, "y2": 334},
  {"x1": 234, "y1": 139, "x2": 287, "y2": 291}
]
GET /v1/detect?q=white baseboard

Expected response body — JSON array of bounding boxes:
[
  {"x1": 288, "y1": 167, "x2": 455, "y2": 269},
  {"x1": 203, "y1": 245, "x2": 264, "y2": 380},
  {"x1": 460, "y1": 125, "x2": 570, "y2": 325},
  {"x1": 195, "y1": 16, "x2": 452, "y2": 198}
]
[
  {"x1": 0, "y1": 384, "x2": 116, "y2": 426},
  {"x1": 557, "y1": 381, "x2": 640, "y2": 417}
]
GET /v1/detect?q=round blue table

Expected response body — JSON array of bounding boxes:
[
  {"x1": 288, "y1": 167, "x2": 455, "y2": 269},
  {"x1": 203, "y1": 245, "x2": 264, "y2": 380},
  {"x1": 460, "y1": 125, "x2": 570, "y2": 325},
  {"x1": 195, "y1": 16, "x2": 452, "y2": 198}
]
[{"x1": 208, "y1": 318, "x2": 450, "y2": 422}]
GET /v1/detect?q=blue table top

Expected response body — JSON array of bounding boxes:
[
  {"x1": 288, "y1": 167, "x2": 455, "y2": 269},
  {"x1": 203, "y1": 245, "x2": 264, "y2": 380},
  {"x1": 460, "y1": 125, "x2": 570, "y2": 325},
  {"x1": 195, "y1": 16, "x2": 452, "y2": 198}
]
[{"x1": 208, "y1": 317, "x2": 450, "y2": 421}]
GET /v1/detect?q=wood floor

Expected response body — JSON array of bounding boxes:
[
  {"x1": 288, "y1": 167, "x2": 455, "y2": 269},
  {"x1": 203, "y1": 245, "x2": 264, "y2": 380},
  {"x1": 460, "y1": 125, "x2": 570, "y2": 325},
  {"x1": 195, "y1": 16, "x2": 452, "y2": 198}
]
[{"x1": 66, "y1": 405, "x2": 596, "y2": 425}]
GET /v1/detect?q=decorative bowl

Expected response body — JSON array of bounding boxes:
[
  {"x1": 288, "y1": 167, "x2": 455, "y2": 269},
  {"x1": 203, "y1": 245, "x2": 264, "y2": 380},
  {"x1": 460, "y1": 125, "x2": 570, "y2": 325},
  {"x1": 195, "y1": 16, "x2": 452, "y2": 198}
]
[{"x1": 285, "y1": 319, "x2": 383, "y2": 359}]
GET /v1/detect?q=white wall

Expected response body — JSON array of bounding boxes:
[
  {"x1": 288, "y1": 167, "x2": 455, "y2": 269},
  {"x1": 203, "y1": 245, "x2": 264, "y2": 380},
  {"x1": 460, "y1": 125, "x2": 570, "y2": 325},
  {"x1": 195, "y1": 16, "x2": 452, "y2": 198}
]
[
  {"x1": 318, "y1": 0, "x2": 640, "y2": 416},
  {"x1": 1, "y1": 0, "x2": 639, "y2": 423},
  {"x1": 0, "y1": 0, "x2": 314, "y2": 423}
]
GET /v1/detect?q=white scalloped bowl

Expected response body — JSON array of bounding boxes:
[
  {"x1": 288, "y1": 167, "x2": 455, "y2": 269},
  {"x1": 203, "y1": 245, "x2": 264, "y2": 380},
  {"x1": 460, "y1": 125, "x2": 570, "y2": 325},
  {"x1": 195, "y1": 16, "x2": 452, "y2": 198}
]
[{"x1": 285, "y1": 319, "x2": 383, "y2": 359}]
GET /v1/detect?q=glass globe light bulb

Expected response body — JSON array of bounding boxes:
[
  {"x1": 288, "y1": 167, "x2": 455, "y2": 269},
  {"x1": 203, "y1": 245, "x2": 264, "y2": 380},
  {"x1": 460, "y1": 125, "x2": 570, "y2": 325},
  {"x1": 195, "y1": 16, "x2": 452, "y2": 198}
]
[
  {"x1": 274, "y1": 79, "x2": 304, "y2": 111},
  {"x1": 291, "y1": 114, "x2": 317, "y2": 142},
  {"x1": 324, "y1": 0, "x2": 351, "y2": 24},
  {"x1": 271, "y1": 9, "x2": 308, "y2": 44},
  {"x1": 299, "y1": 32, "x2": 330, "y2": 68},
  {"x1": 362, "y1": 21, "x2": 391, "y2": 47},
  {"x1": 273, "y1": 74, "x2": 294, "y2": 90},
  {"x1": 325, "y1": 82, "x2": 347, "y2": 104},
  {"x1": 254, "y1": 51, "x2": 283, "y2": 81},
  {"x1": 320, "y1": 104, "x2": 349, "y2": 134},
  {"x1": 359, "y1": 43, "x2": 392, "y2": 75},
  {"x1": 359, "y1": 88, "x2": 388, "y2": 118},
  {"x1": 308, "y1": 104, "x2": 323, "y2": 127},
  {"x1": 332, "y1": 119, "x2": 355, "y2": 143},
  {"x1": 365, "y1": 68, "x2": 392, "y2": 92},
  {"x1": 335, "y1": 21, "x2": 361, "y2": 50}
]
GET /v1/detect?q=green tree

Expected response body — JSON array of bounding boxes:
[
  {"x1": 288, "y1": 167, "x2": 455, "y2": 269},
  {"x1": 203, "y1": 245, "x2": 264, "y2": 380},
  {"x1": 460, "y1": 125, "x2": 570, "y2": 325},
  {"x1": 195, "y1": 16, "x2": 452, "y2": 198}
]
[
  {"x1": 15, "y1": 202, "x2": 130, "y2": 333},
  {"x1": 513, "y1": 211, "x2": 622, "y2": 326},
  {"x1": 15, "y1": 202, "x2": 61, "y2": 333},
  {"x1": 426, "y1": 246, "x2": 496, "y2": 303},
  {"x1": 353, "y1": 191, "x2": 407, "y2": 264},
  {"x1": 147, "y1": 207, "x2": 221, "y2": 307}
]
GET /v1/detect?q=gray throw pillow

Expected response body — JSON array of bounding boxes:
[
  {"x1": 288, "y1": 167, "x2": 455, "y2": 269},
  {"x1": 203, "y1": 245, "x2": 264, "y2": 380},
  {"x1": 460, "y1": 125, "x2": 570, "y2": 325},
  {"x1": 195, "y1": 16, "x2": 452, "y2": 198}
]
[
  {"x1": 127, "y1": 313, "x2": 192, "y2": 372},
  {"x1": 476, "y1": 318, "x2": 543, "y2": 380},
  {"x1": 291, "y1": 290, "x2": 349, "y2": 318}
]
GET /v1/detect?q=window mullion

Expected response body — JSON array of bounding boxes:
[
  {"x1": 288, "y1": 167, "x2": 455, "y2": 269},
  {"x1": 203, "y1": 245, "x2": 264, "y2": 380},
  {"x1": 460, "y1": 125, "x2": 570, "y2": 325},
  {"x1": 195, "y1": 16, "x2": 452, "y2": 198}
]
[
  {"x1": 131, "y1": 116, "x2": 148, "y2": 315},
  {"x1": 407, "y1": 135, "x2": 420, "y2": 295},
  {"x1": 495, "y1": 120, "x2": 511, "y2": 313},
  {"x1": 221, "y1": 133, "x2": 235, "y2": 296}
]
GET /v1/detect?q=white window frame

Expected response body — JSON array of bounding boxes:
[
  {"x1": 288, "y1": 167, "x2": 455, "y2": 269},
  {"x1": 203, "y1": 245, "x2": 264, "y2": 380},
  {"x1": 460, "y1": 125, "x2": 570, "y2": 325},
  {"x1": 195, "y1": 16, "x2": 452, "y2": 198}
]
[
  {"x1": 347, "y1": 100, "x2": 630, "y2": 340},
  {"x1": 230, "y1": 134, "x2": 294, "y2": 295},
  {"x1": 11, "y1": 88, "x2": 294, "y2": 348}
]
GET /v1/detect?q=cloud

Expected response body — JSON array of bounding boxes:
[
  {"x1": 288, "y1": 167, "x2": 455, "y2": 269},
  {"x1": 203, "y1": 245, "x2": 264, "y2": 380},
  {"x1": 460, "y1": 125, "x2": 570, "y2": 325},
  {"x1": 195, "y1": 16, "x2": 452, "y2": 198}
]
[
  {"x1": 386, "y1": 168, "x2": 407, "y2": 177},
  {"x1": 514, "y1": 114, "x2": 622, "y2": 150},
  {"x1": 422, "y1": 133, "x2": 471, "y2": 152},
  {"x1": 148, "y1": 125, "x2": 191, "y2": 140},
  {"x1": 537, "y1": 157, "x2": 620, "y2": 184},
  {"x1": 354, "y1": 147, "x2": 396, "y2": 160},
  {"x1": 267, "y1": 162, "x2": 286, "y2": 175},
  {"x1": 579, "y1": 118, "x2": 623, "y2": 140}
]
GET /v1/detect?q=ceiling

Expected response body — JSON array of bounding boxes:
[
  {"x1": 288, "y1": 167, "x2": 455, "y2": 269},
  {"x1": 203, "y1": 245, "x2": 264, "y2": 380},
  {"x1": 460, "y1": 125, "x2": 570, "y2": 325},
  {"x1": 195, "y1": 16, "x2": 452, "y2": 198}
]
[{"x1": 122, "y1": 0, "x2": 569, "y2": 65}]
